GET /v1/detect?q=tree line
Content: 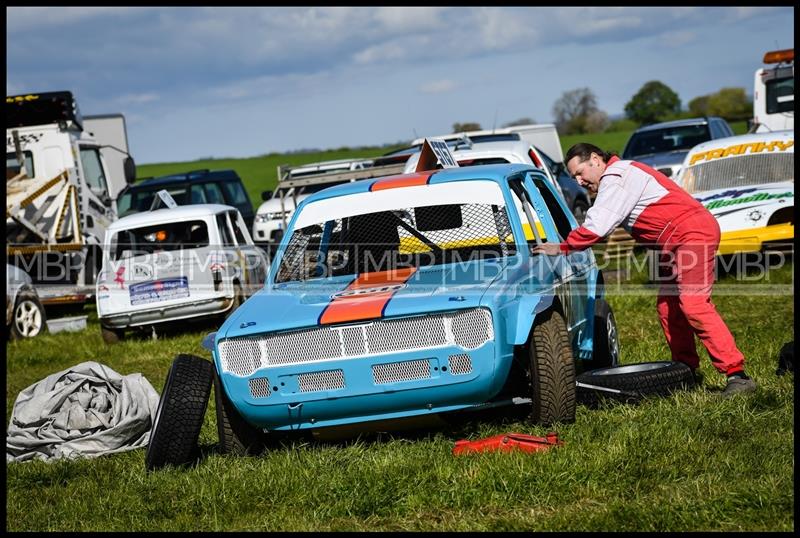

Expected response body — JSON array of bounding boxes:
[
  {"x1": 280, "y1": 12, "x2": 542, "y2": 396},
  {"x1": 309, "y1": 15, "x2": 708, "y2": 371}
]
[{"x1": 452, "y1": 81, "x2": 752, "y2": 135}]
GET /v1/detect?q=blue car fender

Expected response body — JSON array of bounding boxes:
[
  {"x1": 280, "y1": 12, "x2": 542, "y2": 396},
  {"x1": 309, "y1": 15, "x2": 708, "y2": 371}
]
[{"x1": 498, "y1": 293, "x2": 556, "y2": 346}]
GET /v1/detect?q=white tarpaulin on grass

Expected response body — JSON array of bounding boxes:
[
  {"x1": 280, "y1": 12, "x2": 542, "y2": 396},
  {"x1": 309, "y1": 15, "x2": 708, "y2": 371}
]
[{"x1": 6, "y1": 361, "x2": 160, "y2": 463}]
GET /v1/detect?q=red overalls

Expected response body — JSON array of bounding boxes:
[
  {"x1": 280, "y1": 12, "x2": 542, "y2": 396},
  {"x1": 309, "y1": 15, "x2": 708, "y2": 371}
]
[{"x1": 559, "y1": 156, "x2": 745, "y2": 375}]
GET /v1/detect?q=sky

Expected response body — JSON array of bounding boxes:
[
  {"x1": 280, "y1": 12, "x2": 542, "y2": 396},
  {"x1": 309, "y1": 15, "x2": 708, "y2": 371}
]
[{"x1": 6, "y1": 6, "x2": 795, "y2": 165}]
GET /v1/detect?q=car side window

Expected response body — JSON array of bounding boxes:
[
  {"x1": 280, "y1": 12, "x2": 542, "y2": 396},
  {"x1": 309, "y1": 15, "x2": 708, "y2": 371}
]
[
  {"x1": 216, "y1": 213, "x2": 235, "y2": 247},
  {"x1": 220, "y1": 181, "x2": 250, "y2": 209},
  {"x1": 709, "y1": 121, "x2": 722, "y2": 139},
  {"x1": 190, "y1": 184, "x2": 207, "y2": 204},
  {"x1": 230, "y1": 211, "x2": 248, "y2": 245},
  {"x1": 203, "y1": 182, "x2": 226, "y2": 204},
  {"x1": 529, "y1": 174, "x2": 574, "y2": 240}
]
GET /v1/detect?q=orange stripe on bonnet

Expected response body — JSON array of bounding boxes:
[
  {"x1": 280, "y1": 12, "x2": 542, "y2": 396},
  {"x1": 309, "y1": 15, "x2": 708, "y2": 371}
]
[{"x1": 318, "y1": 266, "x2": 417, "y2": 325}]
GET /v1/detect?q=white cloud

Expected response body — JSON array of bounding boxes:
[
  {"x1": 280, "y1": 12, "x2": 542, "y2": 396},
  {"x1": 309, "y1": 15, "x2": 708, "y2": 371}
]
[{"x1": 418, "y1": 79, "x2": 457, "y2": 94}]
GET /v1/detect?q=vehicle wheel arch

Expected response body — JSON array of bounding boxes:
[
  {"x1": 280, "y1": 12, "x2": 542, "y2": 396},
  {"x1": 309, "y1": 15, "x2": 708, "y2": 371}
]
[{"x1": 504, "y1": 292, "x2": 564, "y2": 346}]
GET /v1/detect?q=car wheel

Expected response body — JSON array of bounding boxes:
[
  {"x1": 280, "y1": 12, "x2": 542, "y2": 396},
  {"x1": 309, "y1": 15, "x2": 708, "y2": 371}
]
[
  {"x1": 576, "y1": 361, "x2": 696, "y2": 407},
  {"x1": 579, "y1": 298, "x2": 620, "y2": 373},
  {"x1": 526, "y1": 308, "x2": 576, "y2": 426},
  {"x1": 214, "y1": 366, "x2": 265, "y2": 456},
  {"x1": 572, "y1": 199, "x2": 589, "y2": 226},
  {"x1": 145, "y1": 354, "x2": 214, "y2": 471},
  {"x1": 10, "y1": 290, "x2": 47, "y2": 339},
  {"x1": 101, "y1": 325, "x2": 125, "y2": 345}
]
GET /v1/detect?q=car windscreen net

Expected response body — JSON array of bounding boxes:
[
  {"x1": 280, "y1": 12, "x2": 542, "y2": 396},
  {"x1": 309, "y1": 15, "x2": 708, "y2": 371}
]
[
  {"x1": 680, "y1": 153, "x2": 794, "y2": 194},
  {"x1": 275, "y1": 203, "x2": 516, "y2": 283}
]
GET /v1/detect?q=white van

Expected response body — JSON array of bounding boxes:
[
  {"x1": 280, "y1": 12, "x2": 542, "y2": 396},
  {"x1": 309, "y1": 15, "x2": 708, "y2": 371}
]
[{"x1": 96, "y1": 204, "x2": 269, "y2": 343}]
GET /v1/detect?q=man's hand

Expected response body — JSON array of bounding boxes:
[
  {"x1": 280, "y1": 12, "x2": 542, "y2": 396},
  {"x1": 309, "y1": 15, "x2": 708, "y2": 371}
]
[{"x1": 530, "y1": 242, "x2": 563, "y2": 256}]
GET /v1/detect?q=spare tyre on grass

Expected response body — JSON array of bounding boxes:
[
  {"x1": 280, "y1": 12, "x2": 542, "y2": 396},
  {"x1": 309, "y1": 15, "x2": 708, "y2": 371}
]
[
  {"x1": 576, "y1": 361, "x2": 695, "y2": 407},
  {"x1": 145, "y1": 354, "x2": 214, "y2": 471}
]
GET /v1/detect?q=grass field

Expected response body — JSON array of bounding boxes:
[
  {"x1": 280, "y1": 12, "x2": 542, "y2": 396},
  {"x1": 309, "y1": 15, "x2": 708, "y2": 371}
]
[{"x1": 6, "y1": 255, "x2": 794, "y2": 531}]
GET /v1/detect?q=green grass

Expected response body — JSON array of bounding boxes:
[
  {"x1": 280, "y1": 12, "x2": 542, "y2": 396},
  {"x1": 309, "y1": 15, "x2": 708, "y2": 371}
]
[{"x1": 6, "y1": 259, "x2": 794, "y2": 531}]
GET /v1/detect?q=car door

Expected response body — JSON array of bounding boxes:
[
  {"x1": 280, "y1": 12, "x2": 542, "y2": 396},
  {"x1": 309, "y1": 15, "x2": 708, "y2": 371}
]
[
  {"x1": 521, "y1": 171, "x2": 592, "y2": 348},
  {"x1": 76, "y1": 143, "x2": 116, "y2": 237}
]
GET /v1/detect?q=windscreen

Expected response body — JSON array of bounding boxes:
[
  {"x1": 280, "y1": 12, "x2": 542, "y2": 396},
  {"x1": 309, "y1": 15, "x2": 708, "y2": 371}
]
[
  {"x1": 274, "y1": 180, "x2": 516, "y2": 283},
  {"x1": 110, "y1": 220, "x2": 209, "y2": 260},
  {"x1": 680, "y1": 152, "x2": 794, "y2": 194},
  {"x1": 623, "y1": 124, "x2": 711, "y2": 159}
]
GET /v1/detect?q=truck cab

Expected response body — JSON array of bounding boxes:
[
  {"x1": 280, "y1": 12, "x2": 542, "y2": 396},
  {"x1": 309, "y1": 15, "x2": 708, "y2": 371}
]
[
  {"x1": 752, "y1": 49, "x2": 794, "y2": 133},
  {"x1": 6, "y1": 91, "x2": 135, "y2": 290}
]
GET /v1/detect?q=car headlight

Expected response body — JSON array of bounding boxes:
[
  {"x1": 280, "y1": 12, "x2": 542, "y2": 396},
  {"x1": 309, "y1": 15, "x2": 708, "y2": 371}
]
[
  {"x1": 255, "y1": 214, "x2": 270, "y2": 223},
  {"x1": 265, "y1": 211, "x2": 290, "y2": 221}
]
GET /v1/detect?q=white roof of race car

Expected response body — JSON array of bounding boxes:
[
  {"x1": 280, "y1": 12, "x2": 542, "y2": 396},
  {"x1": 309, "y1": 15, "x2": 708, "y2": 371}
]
[{"x1": 108, "y1": 204, "x2": 236, "y2": 231}]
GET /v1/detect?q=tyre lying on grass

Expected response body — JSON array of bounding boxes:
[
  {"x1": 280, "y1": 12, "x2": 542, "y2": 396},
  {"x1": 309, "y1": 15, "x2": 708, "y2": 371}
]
[
  {"x1": 145, "y1": 354, "x2": 214, "y2": 471},
  {"x1": 576, "y1": 361, "x2": 696, "y2": 407}
]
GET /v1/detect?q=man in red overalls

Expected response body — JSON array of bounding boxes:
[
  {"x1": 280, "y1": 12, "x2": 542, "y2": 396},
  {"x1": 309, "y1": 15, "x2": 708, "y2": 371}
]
[{"x1": 532, "y1": 143, "x2": 756, "y2": 396}]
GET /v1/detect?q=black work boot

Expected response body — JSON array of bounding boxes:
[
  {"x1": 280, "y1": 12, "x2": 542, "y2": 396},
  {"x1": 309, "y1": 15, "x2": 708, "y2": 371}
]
[{"x1": 722, "y1": 372, "x2": 757, "y2": 397}]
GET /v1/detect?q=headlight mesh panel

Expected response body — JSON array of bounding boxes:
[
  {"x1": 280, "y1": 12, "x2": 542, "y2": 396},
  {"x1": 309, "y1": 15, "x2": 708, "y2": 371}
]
[{"x1": 218, "y1": 308, "x2": 493, "y2": 377}]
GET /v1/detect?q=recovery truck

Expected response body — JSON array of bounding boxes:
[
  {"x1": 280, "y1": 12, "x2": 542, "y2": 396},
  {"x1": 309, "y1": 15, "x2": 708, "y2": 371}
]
[
  {"x1": 6, "y1": 91, "x2": 136, "y2": 306},
  {"x1": 752, "y1": 48, "x2": 794, "y2": 133}
]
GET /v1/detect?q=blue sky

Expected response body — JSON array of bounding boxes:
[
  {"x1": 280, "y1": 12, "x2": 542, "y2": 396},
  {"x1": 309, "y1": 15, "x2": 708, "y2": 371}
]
[{"x1": 6, "y1": 6, "x2": 794, "y2": 164}]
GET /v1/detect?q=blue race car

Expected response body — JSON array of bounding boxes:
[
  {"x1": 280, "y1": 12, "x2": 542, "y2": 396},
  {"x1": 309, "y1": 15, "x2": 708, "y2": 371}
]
[{"x1": 145, "y1": 163, "x2": 619, "y2": 469}]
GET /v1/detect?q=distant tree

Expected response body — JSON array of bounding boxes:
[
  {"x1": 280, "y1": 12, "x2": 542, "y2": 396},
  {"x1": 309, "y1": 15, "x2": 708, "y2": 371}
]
[
  {"x1": 584, "y1": 110, "x2": 610, "y2": 133},
  {"x1": 552, "y1": 88, "x2": 601, "y2": 135},
  {"x1": 688, "y1": 95, "x2": 711, "y2": 117},
  {"x1": 624, "y1": 81, "x2": 681, "y2": 125},
  {"x1": 452, "y1": 122, "x2": 482, "y2": 133},
  {"x1": 502, "y1": 117, "x2": 536, "y2": 127},
  {"x1": 707, "y1": 87, "x2": 751, "y2": 121}
]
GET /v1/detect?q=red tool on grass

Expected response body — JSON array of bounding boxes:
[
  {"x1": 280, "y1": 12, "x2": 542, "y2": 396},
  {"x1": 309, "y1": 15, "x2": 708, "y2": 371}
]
[{"x1": 452, "y1": 432, "x2": 563, "y2": 455}]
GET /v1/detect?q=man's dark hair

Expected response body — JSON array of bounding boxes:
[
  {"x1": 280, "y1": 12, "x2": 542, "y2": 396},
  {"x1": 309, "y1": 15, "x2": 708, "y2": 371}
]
[{"x1": 565, "y1": 143, "x2": 615, "y2": 164}]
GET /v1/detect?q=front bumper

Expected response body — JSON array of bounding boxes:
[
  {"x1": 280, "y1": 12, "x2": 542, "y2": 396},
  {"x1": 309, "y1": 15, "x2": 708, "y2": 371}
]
[
  {"x1": 717, "y1": 223, "x2": 794, "y2": 255},
  {"x1": 217, "y1": 340, "x2": 505, "y2": 431},
  {"x1": 99, "y1": 295, "x2": 235, "y2": 329}
]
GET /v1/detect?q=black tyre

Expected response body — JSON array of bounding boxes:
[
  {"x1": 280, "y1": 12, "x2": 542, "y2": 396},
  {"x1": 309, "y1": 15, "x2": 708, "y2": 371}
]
[
  {"x1": 572, "y1": 199, "x2": 589, "y2": 225},
  {"x1": 576, "y1": 361, "x2": 696, "y2": 407},
  {"x1": 527, "y1": 308, "x2": 576, "y2": 426},
  {"x1": 101, "y1": 325, "x2": 125, "y2": 345},
  {"x1": 145, "y1": 354, "x2": 214, "y2": 471},
  {"x1": 579, "y1": 298, "x2": 620, "y2": 373},
  {"x1": 10, "y1": 290, "x2": 47, "y2": 339},
  {"x1": 214, "y1": 366, "x2": 265, "y2": 456}
]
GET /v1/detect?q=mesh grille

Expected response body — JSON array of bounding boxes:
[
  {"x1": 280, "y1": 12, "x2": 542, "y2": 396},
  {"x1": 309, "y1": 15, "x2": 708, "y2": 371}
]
[
  {"x1": 448, "y1": 354, "x2": 473, "y2": 375},
  {"x1": 372, "y1": 359, "x2": 431, "y2": 385},
  {"x1": 217, "y1": 308, "x2": 493, "y2": 377},
  {"x1": 298, "y1": 370, "x2": 345, "y2": 393},
  {"x1": 276, "y1": 203, "x2": 515, "y2": 283},
  {"x1": 249, "y1": 377, "x2": 272, "y2": 398},
  {"x1": 682, "y1": 153, "x2": 794, "y2": 194},
  {"x1": 219, "y1": 339, "x2": 263, "y2": 377}
]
